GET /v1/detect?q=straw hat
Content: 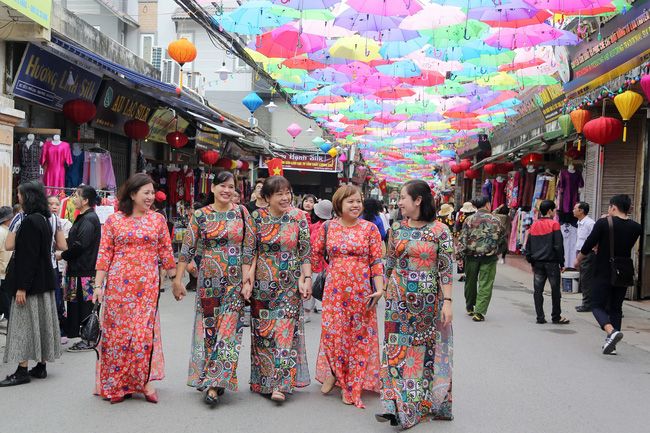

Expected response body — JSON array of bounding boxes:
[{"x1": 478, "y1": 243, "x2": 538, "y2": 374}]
[
  {"x1": 460, "y1": 202, "x2": 477, "y2": 213},
  {"x1": 313, "y1": 200, "x2": 333, "y2": 220},
  {"x1": 438, "y1": 203, "x2": 454, "y2": 217}
]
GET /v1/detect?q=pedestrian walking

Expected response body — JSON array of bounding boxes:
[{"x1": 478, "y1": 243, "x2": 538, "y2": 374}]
[
  {"x1": 172, "y1": 170, "x2": 255, "y2": 406},
  {"x1": 59, "y1": 185, "x2": 102, "y2": 352},
  {"x1": 525, "y1": 200, "x2": 569, "y2": 325},
  {"x1": 454, "y1": 202, "x2": 476, "y2": 282},
  {"x1": 573, "y1": 202, "x2": 595, "y2": 313},
  {"x1": 576, "y1": 194, "x2": 642, "y2": 355},
  {"x1": 362, "y1": 197, "x2": 387, "y2": 241},
  {"x1": 377, "y1": 179, "x2": 453, "y2": 428},
  {"x1": 436, "y1": 203, "x2": 455, "y2": 233},
  {"x1": 92, "y1": 173, "x2": 176, "y2": 404},
  {"x1": 458, "y1": 196, "x2": 505, "y2": 322},
  {"x1": 312, "y1": 185, "x2": 385, "y2": 408},
  {"x1": 299, "y1": 194, "x2": 317, "y2": 217},
  {"x1": 0, "y1": 182, "x2": 62, "y2": 387},
  {"x1": 248, "y1": 176, "x2": 312, "y2": 402},
  {"x1": 232, "y1": 188, "x2": 242, "y2": 205},
  {"x1": 0, "y1": 206, "x2": 13, "y2": 322},
  {"x1": 305, "y1": 198, "x2": 332, "y2": 318},
  {"x1": 245, "y1": 178, "x2": 267, "y2": 213},
  {"x1": 493, "y1": 204, "x2": 511, "y2": 265}
]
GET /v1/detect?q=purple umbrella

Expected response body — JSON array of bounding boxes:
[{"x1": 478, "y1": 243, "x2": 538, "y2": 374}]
[
  {"x1": 271, "y1": 0, "x2": 338, "y2": 9},
  {"x1": 334, "y1": 9, "x2": 403, "y2": 34}
]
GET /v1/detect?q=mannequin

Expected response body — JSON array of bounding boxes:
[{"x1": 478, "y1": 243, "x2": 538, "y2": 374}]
[
  {"x1": 65, "y1": 143, "x2": 85, "y2": 188},
  {"x1": 41, "y1": 135, "x2": 72, "y2": 192},
  {"x1": 521, "y1": 164, "x2": 537, "y2": 208},
  {"x1": 20, "y1": 133, "x2": 43, "y2": 184},
  {"x1": 567, "y1": 163, "x2": 575, "y2": 173},
  {"x1": 25, "y1": 133, "x2": 34, "y2": 149}
]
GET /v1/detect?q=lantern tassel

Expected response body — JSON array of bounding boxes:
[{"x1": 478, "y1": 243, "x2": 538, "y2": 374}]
[
  {"x1": 577, "y1": 137, "x2": 581, "y2": 151},
  {"x1": 179, "y1": 67, "x2": 183, "y2": 89},
  {"x1": 623, "y1": 124, "x2": 627, "y2": 142}
]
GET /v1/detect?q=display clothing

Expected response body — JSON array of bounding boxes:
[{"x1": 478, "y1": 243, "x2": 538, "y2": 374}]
[
  {"x1": 521, "y1": 170, "x2": 537, "y2": 208},
  {"x1": 94, "y1": 211, "x2": 175, "y2": 400},
  {"x1": 557, "y1": 169, "x2": 584, "y2": 213},
  {"x1": 561, "y1": 224, "x2": 577, "y2": 268},
  {"x1": 167, "y1": 169, "x2": 184, "y2": 205},
  {"x1": 82, "y1": 152, "x2": 116, "y2": 190},
  {"x1": 491, "y1": 178, "x2": 506, "y2": 209},
  {"x1": 312, "y1": 219, "x2": 383, "y2": 408},
  {"x1": 505, "y1": 171, "x2": 521, "y2": 208},
  {"x1": 41, "y1": 141, "x2": 72, "y2": 192},
  {"x1": 183, "y1": 169, "x2": 195, "y2": 204},
  {"x1": 481, "y1": 179, "x2": 492, "y2": 201},
  {"x1": 65, "y1": 149, "x2": 84, "y2": 188},
  {"x1": 179, "y1": 205, "x2": 255, "y2": 392},
  {"x1": 20, "y1": 140, "x2": 42, "y2": 184},
  {"x1": 380, "y1": 220, "x2": 453, "y2": 428},
  {"x1": 247, "y1": 207, "x2": 311, "y2": 395}
]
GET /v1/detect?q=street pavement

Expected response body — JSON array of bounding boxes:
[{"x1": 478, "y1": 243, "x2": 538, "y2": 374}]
[{"x1": 1, "y1": 265, "x2": 649, "y2": 433}]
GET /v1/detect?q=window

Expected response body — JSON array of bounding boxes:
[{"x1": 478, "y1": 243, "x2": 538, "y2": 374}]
[
  {"x1": 152, "y1": 47, "x2": 163, "y2": 70},
  {"x1": 161, "y1": 59, "x2": 173, "y2": 84},
  {"x1": 140, "y1": 34, "x2": 155, "y2": 64}
]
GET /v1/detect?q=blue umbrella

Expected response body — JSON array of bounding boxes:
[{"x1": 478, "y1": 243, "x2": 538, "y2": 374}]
[
  {"x1": 215, "y1": 1, "x2": 293, "y2": 35},
  {"x1": 379, "y1": 35, "x2": 431, "y2": 59},
  {"x1": 376, "y1": 60, "x2": 421, "y2": 78}
]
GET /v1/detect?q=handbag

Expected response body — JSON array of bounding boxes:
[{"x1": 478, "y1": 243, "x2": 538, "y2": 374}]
[
  {"x1": 607, "y1": 216, "x2": 635, "y2": 287},
  {"x1": 80, "y1": 303, "x2": 102, "y2": 358},
  {"x1": 311, "y1": 221, "x2": 330, "y2": 301}
]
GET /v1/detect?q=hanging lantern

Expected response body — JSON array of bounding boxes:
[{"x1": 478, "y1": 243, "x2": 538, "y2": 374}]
[
  {"x1": 287, "y1": 123, "x2": 302, "y2": 144},
  {"x1": 640, "y1": 75, "x2": 650, "y2": 100},
  {"x1": 464, "y1": 169, "x2": 480, "y2": 179},
  {"x1": 241, "y1": 161, "x2": 250, "y2": 171},
  {"x1": 200, "y1": 150, "x2": 220, "y2": 165},
  {"x1": 499, "y1": 162, "x2": 515, "y2": 173},
  {"x1": 483, "y1": 163, "x2": 498, "y2": 176},
  {"x1": 521, "y1": 153, "x2": 543, "y2": 166},
  {"x1": 167, "y1": 38, "x2": 197, "y2": 89},
  {"x1": 319, "y1": 142, "x2": 332, "y2": 153},
  {"x1": 166, "y1": 131, "x2": 188, "y2": 148},
  {"x1": 63, "y1": 99, "x2": 96, "y2": 125},
  {"x1": 583, "y1": 117, "x2": 623, "y2": 146},
  {"x1": 339, "y1": 152, "x2": 348, "y2": 162},
  {"x1": 327, "y1": 147, "x2": 338, "y2": 157},
  {"x1": 558, "y1": 114, "x2": 574, "y2": 137},
  {"x1": 458, "y1": 159, "x2": 472, "y2": 171},
  {"x1": 216, "y1": 158, "x2": 233, "y2": 169},
  {"x1": 614, "y1": 90, "x2": 643, "y2": 142},
  {"x1": 570, "y1": 109, "x2": 591, "y2": 151},
  {"x1": 449, "y1": 163, "x2": 463, "y2": 174},
  {"x1": 124, "y1": 119, "x2": 150, "y2": 140},
  {"x1": 242, "y1": 92, "x2": 263, "y2": 114},
  {"x1": 312, "y1": 137, "x2": 325, "y2": 147}
]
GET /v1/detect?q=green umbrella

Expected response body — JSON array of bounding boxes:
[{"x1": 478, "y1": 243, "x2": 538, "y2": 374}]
[
  {"x1": 425, "y1": 81, "x2": 466, "y2": 96},
  {"x1": 466, "y1": 51, "x2": 516, "y2": 68},
  {"x1": 394, "y1": 102, "x2": 437, "y2": 115},
  {"x1": 270, "y1": 5, "x2": 335, "y2": 21},
  {"x1": 520, "y1": 75, "x2": 559, "y2": 86},
  {"x1": 420, "y1": 20, "x2": 489, "y2": 42}
]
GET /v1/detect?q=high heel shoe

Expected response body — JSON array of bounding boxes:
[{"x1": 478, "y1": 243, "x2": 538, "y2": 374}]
[
  {"x1": 375, "y1": 413, "x2": 399, "y2": 426},
  {"x1": 144, "y1": 390, "x2": 158, "y2": 404},
  {"x1": 321, "y1": 375, "x2": 336, "y2": 395},
  {"x1": 271, "y1": 391, "x2": 286, "y2": 402},
  {"x1": 110, "y1": 396, "x2": 125, "y2": 404},
  {"x1": 204, "y1": 389, "x2": 219, "y2": 407}
]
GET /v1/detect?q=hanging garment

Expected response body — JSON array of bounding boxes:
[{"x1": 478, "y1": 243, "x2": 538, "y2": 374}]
[
  {"x1": 557, "y1": 169, "x2": 584, "y2": 213},
  {"x1": 183, "y1": 169, "x2": 195, "y2": 204},
  {"x1": 20, "y1": 141, "x2": 42, "y2": 184},
  {"x1": 167, "y1": 170, "x2": 182, "y2": 205},
  {"x1": 545, "y1": 176, "x2": 557, "y2": 201},
  {"x1": 481, "y1": 179, "x2": 492, "y2": 201},
  {"x1": 561, "y1": 223, "x2": 577, "y2": 268},
  {"x1": 100, "y1": 153, "x2": 116, "y2": 190},
  {"x1": 491, "y1": 178, "x2": 507, "y2": 209},
  {"x1": 521, "y1": 170, "x2": 537, "y2": 208},
  {"x1": 65, "y1": 150, "x2": 84, "y2": 188},
  {"x1": 41, "y1": 141, "x2": 72, "y2": 192}
]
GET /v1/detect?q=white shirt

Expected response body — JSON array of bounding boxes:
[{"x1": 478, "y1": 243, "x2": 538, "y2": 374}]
[{"x1": 575, "y1": 215, "x2": 595, "y2": 252}]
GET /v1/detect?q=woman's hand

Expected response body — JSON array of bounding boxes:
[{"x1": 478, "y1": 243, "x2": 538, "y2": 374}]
[
  {"x1": 299, "y1": 277, "x2": 312, "y2": 299},
  {"x1": 92, "y1": 288, "x2": 103, "y2": 304},
  {"x1": 365, "y1": 289, "x2": 384, "y2": 310},
  {"x1": 15, "y1": 289, "x2": 27, "y2": 306},
  {"x1": 55, "y1": 251, "x2": 63, "y2": 261},
  {"x1": 186, "y1": 261, "x2": 198, "y2": 278},
  {"x1": 441, "y1": 302, "x2": 453, "y2": 326},
  {"x1": 241, "y1": 280, "x2": 253, "y2": 301},
  {"x1": 172, "y1": 278, "x2": 186, "y2": 301}
]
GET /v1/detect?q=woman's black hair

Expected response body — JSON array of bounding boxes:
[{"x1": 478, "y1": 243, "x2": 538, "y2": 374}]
[
  {"x1": 261, "y1": 176, "x2": 292, "y2": 200},
  {"x1": 18, "y1": 181, "x2": 50, "y2": 217},
  {"x1": 118, "y1": 173, "x2": 154, "y2": 215},
  {"x1": 402, "y1": 180, "x2": 436, "y2": 222},
  {"x1": 212, "y1": 169, "x2": 235, "y2": 186},
  {"x1": 77, "y1": 185, "x2": 100, "y2": 207},
  {"x1": 362, "y1": 198, "x2": 381, "y2": 221},
  {"x1": 300, "y1": 194, "x2": 317, "y2": 210}
]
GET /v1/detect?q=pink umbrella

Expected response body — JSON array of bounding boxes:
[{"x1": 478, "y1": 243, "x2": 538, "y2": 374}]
[
  {"x1": 484, "y1": 24, "x2": 565, "y2": 49},
  {"x1": 334, "y1": 61, "x2": 375, "y2": 77},
  {"x1": 399, "y1": 4, "x2": 466, "y2": 30},
  {"x1": 347, "y1": 0, "x2": 422, "y2": 17},
  {"x1": 399, "y1": 70, "x2": 445, "y2": 86},
  {"x1": 255, "y1": 26, "x2": 326, "y2": 58},
  {"x1": 375, "y1": 87, "x2": 416, "y2": 99},
  {"x1": 523, "y1": 0, "x2": 615, "y2": 15}
]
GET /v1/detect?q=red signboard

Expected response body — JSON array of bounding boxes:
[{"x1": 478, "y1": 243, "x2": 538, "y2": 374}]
[{"x1": 259, "y1": 151, "x2": 338, "y2": 172}]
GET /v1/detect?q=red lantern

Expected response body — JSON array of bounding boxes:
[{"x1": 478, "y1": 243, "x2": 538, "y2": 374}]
[
  {"x1": 464, "y1": 169, "x2": 480, "y2": 179},
  {"x1": 522, "y1": 153, "x2": 543, "y2": 166},
  {"x1": 216, "y1": 158, "x2": 233, "y2": 169},
  {"x1": 458, "y1": 159, "x2": 472, "y2": 171},
  {"x1": 123, "y1": 119, "x2": 150, "y2": 140},
  {"x1": 200, "y1": 150, "x2": 220, "y2": 165},
  {"x1": 583, "y1": 117, "x2": 623, "y2": 146},
  {"x1": 483, "y1": 163, "x2": 498, "y2": 175},
  {"x1": 240, "y1": 161, "x2": 250, "y2": 171},
  {"x1": 63, "y1": 99, "x2": 96, "y2": 125},
  {"x1": 166, "y1": 131, "x2": 188, "y2": 148},
  {"x1": 450, "y1": 162, "x2": 463, "y2": 174},
  {"x1": 499, "y1": 162, "x2": 514, "y2": 173}
]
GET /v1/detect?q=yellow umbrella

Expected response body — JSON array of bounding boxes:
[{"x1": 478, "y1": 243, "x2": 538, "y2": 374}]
[
  {"x1": 329, "y1": 35, "x2": 381, "y2": 62},
  {"x1": 423, "y1": 121, "x2": 449, "y2": 131},
  {"x1": 476, "y1": 72, "x2": 517, "y2": 87}
]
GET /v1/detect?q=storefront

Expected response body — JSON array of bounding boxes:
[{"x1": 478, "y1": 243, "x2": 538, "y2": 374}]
[{"x1": 258, "y1": 151, "x2": 339, "y2": 199}]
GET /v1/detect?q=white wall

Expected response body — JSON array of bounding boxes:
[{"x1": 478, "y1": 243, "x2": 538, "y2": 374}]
[{"x1": 269, "y1": 101, "x2": 324, "y2": 151}]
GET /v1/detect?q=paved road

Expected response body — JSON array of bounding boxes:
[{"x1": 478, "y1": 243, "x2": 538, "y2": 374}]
[{"x1": 1, "y1": 268, "x2": 649, "y2": 433}]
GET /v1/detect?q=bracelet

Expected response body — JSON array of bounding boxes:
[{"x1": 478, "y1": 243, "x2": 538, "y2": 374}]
[
  {"x1": 444, "y1": 297, "x2": 452, "y2": 302},
  {"x1": 304, "y1": 276, "x2": 312, "y2": 280}
]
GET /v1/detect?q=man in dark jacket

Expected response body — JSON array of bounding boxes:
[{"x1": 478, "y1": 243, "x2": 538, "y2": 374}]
[{"x1": 525, "y1": 200, "x2": 569, "y2": 325}]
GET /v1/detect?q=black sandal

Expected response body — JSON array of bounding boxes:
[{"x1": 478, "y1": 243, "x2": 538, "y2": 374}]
[
  {"x1": 204, "y1": 389, "x2": 219, "y2": 407},
  {"x1": 552, "y1": 317, "x2": 570, "y2": 325},
  {"x1": 375, "y1": 413, "x2": 399, "y2": 426}
]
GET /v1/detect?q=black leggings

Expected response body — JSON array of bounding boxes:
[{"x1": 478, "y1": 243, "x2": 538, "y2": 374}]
[{"x1": 591, "y1": 278, "x2": 628, "y2": 331}]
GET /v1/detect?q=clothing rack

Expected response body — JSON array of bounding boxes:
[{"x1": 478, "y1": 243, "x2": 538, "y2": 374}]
[{"x1": 44, "y1": 185, "x2": 116, "y2": 197}]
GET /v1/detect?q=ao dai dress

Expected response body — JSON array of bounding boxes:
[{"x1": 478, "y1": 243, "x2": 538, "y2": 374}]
[
  {"x1": 179, "y1": 205, "x2": 255, "y2": 391},
  {"x1": 380, "y1": 220, "x2": 454, "y2": 429},
  {"x1": 248, "y1": 207, "x2": 311, "y2": 395},
  {"x1": 312, "y1": 219, "x2": 384, "y2": 408},
  {"x1": 95, "y1": 211, "x2": 175, "y2": 400}
]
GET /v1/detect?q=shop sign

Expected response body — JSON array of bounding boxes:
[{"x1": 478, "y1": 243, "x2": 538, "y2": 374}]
[
  {"x1": 12, "y1": 44, "x2": 102, "y2": 110},
  {"x1": 565, "y1": 2, "x2": 650, "y2": 95},
  {"x1": 1, "y1": 0, "x2": 52, "y2": 29},
  {"x1": 535, "y1": 83, "x2": 565, "y2": 122},
  {"x1": 92, "y1": 81, "x2": 155, "y2": 133},
  {"x1": 259, "y1": 151, "x2": 337, "y2": 172},
  {"x1": 195, "y1": 129, "x2": 222, "y2": 150},
  {"x1": 147, "y1": 108, "x2": 189, "y2": 143}
]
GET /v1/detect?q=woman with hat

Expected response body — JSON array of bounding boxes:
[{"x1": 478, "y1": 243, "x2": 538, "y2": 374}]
[
  {"x1": 437, "y1": 203, "x2": 456, "y2": 233},
  {"x1": 305, "y1": 199, "x2": 333, "y2": 318},
  {"x1": 455, "y1": 202, "x2": 477, "y2": 281}
]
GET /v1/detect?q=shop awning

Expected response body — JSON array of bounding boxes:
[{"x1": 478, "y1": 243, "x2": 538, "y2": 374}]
[
  {"x1": 50, "y1": 35, "x2": 225, "y2": 124},
  {"x1": 185, "y1": 110, "x2": 245, "y2": 138},
  {"x1": 472, "y1": 134, "x2": 543, "y2": 169}
]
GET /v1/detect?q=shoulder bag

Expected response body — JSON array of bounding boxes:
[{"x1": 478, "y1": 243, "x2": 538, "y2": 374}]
[
  {"x1": 607, "y1": 216, "x2": 635, "y2": 287},
  {"x1": 311, "y1": 221, "x2": 330, "y2": 301},
  {"x1": 80, "y1": 303, "x2": 102, "y2": 359}
]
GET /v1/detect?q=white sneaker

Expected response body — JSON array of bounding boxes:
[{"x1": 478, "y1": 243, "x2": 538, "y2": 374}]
[
  {"x1": 602, "y1": 331, "x2": 623, "y2": 355},
  {"x1": 498, "y1": 258, "x2": 505, "y2": 265}
]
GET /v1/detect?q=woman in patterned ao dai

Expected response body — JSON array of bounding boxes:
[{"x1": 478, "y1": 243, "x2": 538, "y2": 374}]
[
  {"x1": 312, "y1": 185, "x2": 385, "y2": 408},
  {"x1": 377, "y1": 180, "x2": 454, "y2": 429},
  {"x1": 93, "y1": 174, "x2": 176, "y2": 404},
  {"x1": 172, "y1": 170, "x2": 255, "y2": 407},
  {"x1": 248, "y1": 176, "x2": 312, "y2": 403}
]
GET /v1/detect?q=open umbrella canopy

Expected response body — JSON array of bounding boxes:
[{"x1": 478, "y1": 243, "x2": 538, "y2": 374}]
[{"x1": 211, "y1": 0, "x2": 628, "y2": 182}]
